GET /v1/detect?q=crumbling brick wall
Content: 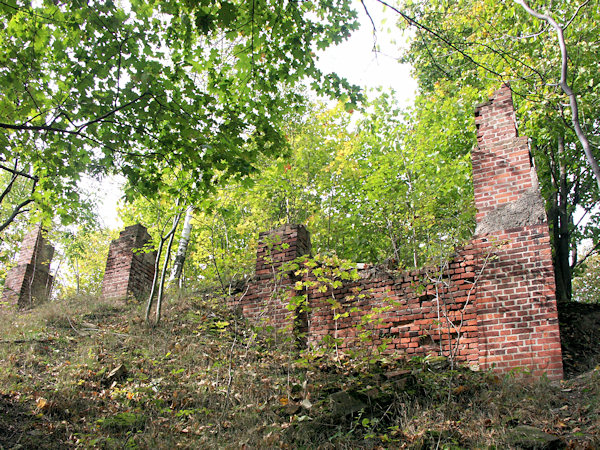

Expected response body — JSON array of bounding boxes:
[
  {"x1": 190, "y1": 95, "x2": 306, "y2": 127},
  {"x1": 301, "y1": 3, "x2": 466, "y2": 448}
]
[
  {"x1": 232, "y1": 224, "x2": 311, "y2": 330},
  {"x1": 1, "y1": 225, "x2": 54, "y2": 308},
  {"x1": 471, "y1": 86, "x2": 561, "y2": 377},
  {"x1": 305, "y1": 247, "x2": 480, "y2": 366},
  {"x1": 101, "y1": 224, "x2": 156, "y2": 301},
  {"x1": 232, "y1": 85, "x2": 564, "y2": 379}
]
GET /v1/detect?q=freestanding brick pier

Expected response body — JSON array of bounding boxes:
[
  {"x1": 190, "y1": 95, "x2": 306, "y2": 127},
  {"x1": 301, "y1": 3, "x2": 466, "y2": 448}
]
[
  {"x1": 101, "y1": 224, "x2": 156, "y2": 301},
  {"x1": 232, "y1": 85, "x2": 564, "y2": 379},
  {"x1": 1, "y1": 225, "x2": 54, "y2": 308}
]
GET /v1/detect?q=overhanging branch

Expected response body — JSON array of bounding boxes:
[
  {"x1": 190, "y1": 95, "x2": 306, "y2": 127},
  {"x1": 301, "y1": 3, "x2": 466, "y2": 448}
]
[
  {"x1": 514, "y1": 0, "x2": 600, "y2": 191},
  {"x1": 0, "y1": 198, "x2": 34, "y2": 233},
  {"x1": 0, "y1": 92, "x2": 149, "y2": 138}
]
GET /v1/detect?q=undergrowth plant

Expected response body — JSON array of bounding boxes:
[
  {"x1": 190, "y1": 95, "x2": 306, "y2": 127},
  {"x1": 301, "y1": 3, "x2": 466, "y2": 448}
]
[{"x1": 419, "y1": 238, "x2": 503, "y2": 369}]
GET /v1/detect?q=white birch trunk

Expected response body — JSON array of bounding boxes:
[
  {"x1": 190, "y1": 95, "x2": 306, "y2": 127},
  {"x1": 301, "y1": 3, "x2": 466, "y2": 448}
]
[{"x1": 169, "y1": 206, "x2": 194, "y2": 286}]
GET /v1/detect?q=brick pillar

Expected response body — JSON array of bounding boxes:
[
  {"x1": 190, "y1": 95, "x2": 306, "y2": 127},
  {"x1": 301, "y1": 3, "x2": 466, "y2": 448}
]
[
  {"x1": 255, "y1": 224, "x2": 311, "y2": 278},
  {"x1": 234, "y1": 224, "x2": 311, "y2": 330},
  {"x1": 1, "y1": 224, "x2": 54, "y2": 309},
  {"x1": 101, "y1": 224, "x2": 156, "y2": 301},
  {"x1": 472, "y1": 85, "x2": 563, "y2": 379}
]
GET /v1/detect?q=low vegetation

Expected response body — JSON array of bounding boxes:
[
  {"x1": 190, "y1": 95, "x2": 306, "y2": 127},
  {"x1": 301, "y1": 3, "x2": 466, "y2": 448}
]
[{"x1": 0, "y1": 293, "x2": 598, "y2": 449}]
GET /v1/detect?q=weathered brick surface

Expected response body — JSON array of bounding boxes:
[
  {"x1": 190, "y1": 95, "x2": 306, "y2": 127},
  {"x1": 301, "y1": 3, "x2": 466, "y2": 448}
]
[
  {"x1": 305, "y1": 249, "x2": 480, "y2": 366},
  {"x1": 472, "y1": 87, "x2": 533, "y2": 221},
  {"x1": 471, "y1": 85, "x2": 562, "y2": 379},
  {"x1": 231, "y1": 85, "x2": 564, "y2": 379},
  {"x1": 229, "y1": 224, "x2": 311, "y2": 331},
  {"x1": 101, "y1": 224, "x2": 156, "y2": 301},
  {"x1": 1, "y1": 225, "x2": 54, "y2": 309},
  {"x1": 473, "y1": 226, "x2": 561, "y2": 376}
]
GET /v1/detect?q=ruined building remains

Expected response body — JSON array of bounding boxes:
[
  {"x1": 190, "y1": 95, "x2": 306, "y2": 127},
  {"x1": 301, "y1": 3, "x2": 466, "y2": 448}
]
[
  {"x1": 101, "y1": 224, "x2": 156, "y2": 301},
  {"x1": 1, "y1": 86, "x2": 563, "y2": 380},
  {"x1": 2, "y1": 225, "x2": 54, "y2": 308},
  {"x1": 231, "y1": 86, "x2": 564, "y2": 379}
]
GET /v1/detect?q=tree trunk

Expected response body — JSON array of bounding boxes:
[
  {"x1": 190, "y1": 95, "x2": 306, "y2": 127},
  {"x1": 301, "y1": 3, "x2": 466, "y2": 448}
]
[
  {"x1": 169, "y1": 206, "x2": 194, "y2": 287},
  {"x1": 145, "y1": 207, "x2": 182, "y2": 324},
  {"x1": 145, "y1": 237, "x2": 165, "y2": 323},
  {"x1": 155, "y1": 214, "x2": 180, "y2": 325},
  {"x1": 548, "y1": 135, "x2": 572, "y2": 303},
  {"x1": 515, "y1": 0, "x2": 600, "y2": 192}
]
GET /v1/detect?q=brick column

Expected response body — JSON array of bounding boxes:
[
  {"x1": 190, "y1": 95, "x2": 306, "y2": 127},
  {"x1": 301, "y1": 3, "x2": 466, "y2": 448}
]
[
  {"x1": 2, "y1": 224, "x2": 54, "y2": 309},
  {"x1": 472, "y1": 85, "x2": 563, "y2": 379},
  {"x1": 101, "y1": 224, "x2": 156, "y2": 301},
  {"x1": 255, "y1": 224, "x2": 311, "y2": 278},
  {"x1": 233, "y1": 224, "x2": 311, "y2": 330}
]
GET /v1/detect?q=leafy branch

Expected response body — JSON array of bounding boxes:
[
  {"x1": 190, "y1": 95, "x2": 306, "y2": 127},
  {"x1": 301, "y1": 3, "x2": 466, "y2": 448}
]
[{"x1": 514, "y1": 0, "x2": 600, "y2": 191}]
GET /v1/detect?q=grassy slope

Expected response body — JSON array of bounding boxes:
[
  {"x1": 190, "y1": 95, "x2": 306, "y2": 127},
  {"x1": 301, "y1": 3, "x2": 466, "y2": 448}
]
[{"x1": 0, "y1": 294, "x2": 598, "y2": 449}]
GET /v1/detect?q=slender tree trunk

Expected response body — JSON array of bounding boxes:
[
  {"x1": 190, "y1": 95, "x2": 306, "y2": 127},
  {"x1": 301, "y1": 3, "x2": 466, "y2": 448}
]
[
  {"x1": 73, "y1": 258, "x2": 79, "y2": 295},
  {"x1": 145, "y1": 237, "x2": 165, "y2": 323},
  {"x1": 155, "y1": 214, "x2": 180, "y2": 325},
  {"x1": 551, "y1": 135, "x2": 573, "y2": 302},
  {"x1": 145, "y1": 207, "x2": 182, "y2": 324},
  {"x1": 210, "y1": 219, "x2": 225, "y2": 292},
  {"x1": 515, "y1": 0, "x2": 600, "y2": 191},
  {"x1": 169, "y1": 206, "x2": 194, "y2": 287}
]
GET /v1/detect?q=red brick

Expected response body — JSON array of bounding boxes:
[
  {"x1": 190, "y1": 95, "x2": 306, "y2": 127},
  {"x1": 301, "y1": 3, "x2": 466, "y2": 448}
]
[{"x1": 230, "y1": 86, "x2": 563, "y2": 381}]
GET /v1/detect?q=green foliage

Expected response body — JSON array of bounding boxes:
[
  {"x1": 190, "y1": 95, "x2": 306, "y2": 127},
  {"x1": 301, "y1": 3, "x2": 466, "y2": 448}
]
[
  {"x1": 53, "y1": 227, "x2": 117, "y2": 298},
  {"x1": 118, "y1": 189, "x2": 184, "y2": 259},
  {"x1": 397, "y1": 0, "x2": 600, "y2": 300},
  {"x1": 0, "y1": 0, "x2": 363, "y2": 233},
  {"x1": 115, "y1": 90, "x2": 476, "y2": 294},
  {"x1": 98, "y1": 411, "x2": 146, "y2": 432},
  {"x1": 170, "y1": 95, "x2": 475, "y2": 287},
  {"x1": 355, "y1": 89, "x2": 475, "y2": 267},
  {"x1": 573, "y1": 253, "x2": 600, "y2": 304}
]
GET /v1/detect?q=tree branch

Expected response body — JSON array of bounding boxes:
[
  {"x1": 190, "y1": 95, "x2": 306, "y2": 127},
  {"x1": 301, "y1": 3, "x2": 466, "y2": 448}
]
[
  {"x1": 514, "y1": 0, "x2": 600, "y2": 191},
  {"x1": 360, "y1": 0, "x2": 378, "y2": 54},
  {"x1": 0, "y1": 173, "x2": 17, "y2": 206},
  {"x1": 75, "y1": 92, "x2": 149, "y2": 133},
  {"x1": 0, "y1": 198, "x2": 34, "y2": 233},
  {"x1": 0, "y1": 122, "x2": 82, "y2": 136},
  {"x1": 564, "y1": 0, "x2": 590, "y2": 29},
  {"x1": 0, "y1": 170, "x2": 39, "y2": 232},
  {"x1": 574, "y1": 239, "x2": 600, "y2": 270},
  {"x1": 0, "y1": 92, "x2": 149, "y2": 138},
  {"x1": 0, "y1": 162, "x2": 37, "y2": 181},
  {"x1": 373, "y1": 0, "x2": 506, "y2": 81}
]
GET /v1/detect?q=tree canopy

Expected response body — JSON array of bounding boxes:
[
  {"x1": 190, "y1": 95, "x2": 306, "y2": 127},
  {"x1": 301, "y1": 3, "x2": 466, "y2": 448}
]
[
  {"x1": 4, "y1": 0, "x2": 600, "y2": 304},
  {"x1": 388, "y1": 0, "x2": 600, "y2": 301},
  {"x1": 0, "y1": 0, "x2": 362, "y2": 233},
  {"x1": 114, "y1": 93, "x2": 474, "y2": 298}
]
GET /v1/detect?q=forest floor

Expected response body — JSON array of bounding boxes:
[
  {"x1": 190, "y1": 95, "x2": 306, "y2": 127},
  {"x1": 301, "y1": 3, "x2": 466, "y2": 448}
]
[{"x1": 0, "y1": 293, "x2": 599, "y2": 449}]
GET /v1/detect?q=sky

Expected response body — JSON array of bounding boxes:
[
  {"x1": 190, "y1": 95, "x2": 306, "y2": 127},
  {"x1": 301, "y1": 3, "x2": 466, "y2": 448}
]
[
  {"x1": 317, "y1": 2, "x2": 417, "y2": 106},
  {"x1": 93, "y1": 2, "x2": 417, "y2": 230}
]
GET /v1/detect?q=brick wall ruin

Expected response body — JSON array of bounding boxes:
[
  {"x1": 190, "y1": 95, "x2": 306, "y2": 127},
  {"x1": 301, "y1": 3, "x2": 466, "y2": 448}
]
[
  {"x1": 231, "y1": 85, "x2": 564, "y2": 379},
  {"x1": 1, "y1": 225, "x2": 54, "y2": 308},
  {"x1": 236, "y1": 224, "x2": 311, "y2": 330},
  {"x1": 470, "y1": 87, "x2": 561, "y2": 376},
  {"x1": 101, "y1": 224, "x2": 156, "y2": 301}
]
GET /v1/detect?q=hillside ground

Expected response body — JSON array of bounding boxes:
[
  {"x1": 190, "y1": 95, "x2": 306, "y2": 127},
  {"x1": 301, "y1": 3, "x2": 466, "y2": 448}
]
[{"x1": 0, "y1": 293, "x2": 598, "y2": 449}]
